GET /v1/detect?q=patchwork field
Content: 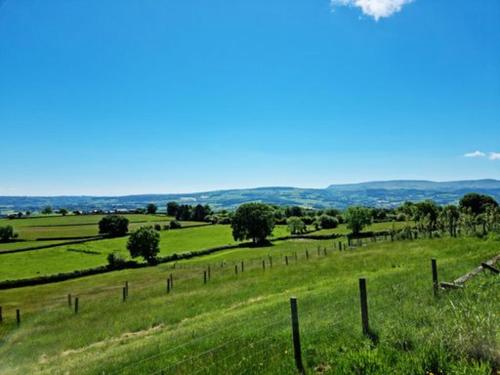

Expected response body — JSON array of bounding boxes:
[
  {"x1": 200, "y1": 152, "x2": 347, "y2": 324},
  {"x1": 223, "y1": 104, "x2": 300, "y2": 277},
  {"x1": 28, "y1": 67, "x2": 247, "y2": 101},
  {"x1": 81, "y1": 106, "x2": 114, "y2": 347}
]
[{"x1": 0, "y1": 236, "x2": 498, "y2": 374}]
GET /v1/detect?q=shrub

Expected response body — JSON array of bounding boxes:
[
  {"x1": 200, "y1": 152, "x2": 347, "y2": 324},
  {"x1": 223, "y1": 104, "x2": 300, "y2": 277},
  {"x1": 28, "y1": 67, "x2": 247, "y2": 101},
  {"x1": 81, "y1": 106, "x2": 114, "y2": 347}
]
[
  {"x1": 318, "y1": 214, "x2": 339, "y2": 229},
  {"x1": 169, "y1": 220, "x2": 182, "y2": 229},
  {"x1": 154, "y1": 224, "x2": 162, "y2": 231},
  {"x1": 107, "y1": 252, "x2": 127, "y2": 268},
  {"x1": 0, "y1": 225, "x2": 18, "y2": 242},
  {"x1": 287, "y1": 216, "x2": 306, "y2": 234}
]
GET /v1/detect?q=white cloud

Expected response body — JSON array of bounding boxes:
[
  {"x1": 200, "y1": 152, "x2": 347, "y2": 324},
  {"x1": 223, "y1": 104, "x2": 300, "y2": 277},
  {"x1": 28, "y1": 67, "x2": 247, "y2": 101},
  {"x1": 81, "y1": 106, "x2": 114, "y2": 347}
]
[
  {"x1": 464, "y1": 151, "x2": 486, "y2": 158},
  {"x1": 331, "y1": 0, "x2": 414, "y2": 21},
  {"x1": 489, "y1": 152, "x2": 500, "y2": 160}
]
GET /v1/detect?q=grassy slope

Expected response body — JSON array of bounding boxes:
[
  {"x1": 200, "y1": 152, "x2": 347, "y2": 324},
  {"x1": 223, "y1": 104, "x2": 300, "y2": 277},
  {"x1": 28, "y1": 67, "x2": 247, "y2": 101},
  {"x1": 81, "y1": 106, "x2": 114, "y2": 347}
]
[
  {"x1": 0, "y1": 225, "x2": 291, "y2": 281},
  {"x1": 0, "y1": 236, "x2": 498, "y2": 374}
]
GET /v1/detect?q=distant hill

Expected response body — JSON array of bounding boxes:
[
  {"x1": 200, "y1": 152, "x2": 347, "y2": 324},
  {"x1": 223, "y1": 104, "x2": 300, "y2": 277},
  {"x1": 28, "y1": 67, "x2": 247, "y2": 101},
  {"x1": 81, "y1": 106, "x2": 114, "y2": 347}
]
[{"x1": 1, "y1": 179, "x2": 499, "y2": 214}]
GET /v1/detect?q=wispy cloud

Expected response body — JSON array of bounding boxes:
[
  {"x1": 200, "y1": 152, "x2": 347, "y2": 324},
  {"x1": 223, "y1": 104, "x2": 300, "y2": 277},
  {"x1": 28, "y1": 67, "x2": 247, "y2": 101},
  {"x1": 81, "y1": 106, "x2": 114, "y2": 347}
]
[
  {"x1": 331, "y1": 0, "x2": 414, "y2": 21},
  {"x1": 464, "y1": 150, "x2": 486, "y2": 158},
  {"x1": 489, "y1": 152, "x2": 500, "y2": 161}
]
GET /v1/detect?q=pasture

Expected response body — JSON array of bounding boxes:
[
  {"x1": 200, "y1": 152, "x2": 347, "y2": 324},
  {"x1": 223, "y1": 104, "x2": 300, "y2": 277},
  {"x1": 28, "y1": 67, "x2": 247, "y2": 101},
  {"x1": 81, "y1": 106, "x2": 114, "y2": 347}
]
[{"x1": 0, "y1": 235, "x2": 498, "y2": 374}]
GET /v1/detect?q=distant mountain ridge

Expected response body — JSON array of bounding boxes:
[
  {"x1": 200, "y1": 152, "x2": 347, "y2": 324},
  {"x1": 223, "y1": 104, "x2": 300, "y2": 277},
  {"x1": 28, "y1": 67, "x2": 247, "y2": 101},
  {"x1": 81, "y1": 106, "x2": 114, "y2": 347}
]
[{"x1": 1, "y1": 179, "x2": 499, "y2": 214}]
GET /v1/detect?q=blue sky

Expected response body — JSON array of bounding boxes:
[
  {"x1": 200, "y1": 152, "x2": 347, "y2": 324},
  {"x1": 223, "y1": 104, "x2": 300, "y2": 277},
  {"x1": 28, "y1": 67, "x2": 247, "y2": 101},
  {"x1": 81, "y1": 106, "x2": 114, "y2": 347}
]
[{"x1": 0, "y1": 0, "x2": 499, "y2": 195}]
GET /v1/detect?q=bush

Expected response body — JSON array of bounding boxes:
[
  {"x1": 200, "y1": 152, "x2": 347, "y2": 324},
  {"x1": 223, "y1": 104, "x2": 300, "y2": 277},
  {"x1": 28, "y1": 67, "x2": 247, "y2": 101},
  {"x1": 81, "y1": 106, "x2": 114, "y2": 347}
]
[
  {"x1": 169, "y1": 220, "x2": 182, "y2": 229},
  {"x1": 287, "y1": 216, "x2": 306, "y2": 234},
  {"x1": 318, "y1": 214, "x2": 339, "y2": 229},
  {"x1": 0, "y1": 225, "x2": 18, "y2": 243},
  {"x1": 107, "y1": 252, "x2": 127, "y2": 268},
  {"x1": 98, "y1": 215, "x2": 129, "y2": 237},
  {"x1": 154, "y1": 224, "x2": 162, "y2": 231}
]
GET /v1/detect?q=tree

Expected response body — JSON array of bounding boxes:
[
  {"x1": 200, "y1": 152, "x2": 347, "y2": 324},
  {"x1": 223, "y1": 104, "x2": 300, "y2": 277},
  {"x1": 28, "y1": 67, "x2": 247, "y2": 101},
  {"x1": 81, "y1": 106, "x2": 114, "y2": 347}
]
[
  {"x1": 169, "y1": 220, "x2": 182, "y2": 229},
  {"x1": 176, "y1": 205, "x2": 192, "y2": 221},
  {"x1": 439, "y1": 205, "x2": 460, "y2": 237},
  {"x1": 146, "y1": 203, "x2": 158, "y2": 215},
  {"x1": 231, "y1": 203, "x2": 275, "y2": 244},
  {"x1": 167, "y1": 201, "x2": 179, "y2": 217},
  {"x1": 0, "y1": 225, "x2": 18, "y2": 243},
  {"x1": 459, "y1": 193, "x2": 498, "y2": 216},
  {"x1": 285, "y1": 206, "x2": 304, "y2": 218},
  {"x1": 414, "y1": 200, "x2": 440, "y2": 234},
  {"x1": 127, "y1": 227, "x2": 160, "y2": 265},
  {"x1": 192, "y1": 204, "x2": 211, "y2": 222},
  {"x1": 287, "y1": 216, "x2": 306, "y2": 235},
  {"x1": 98, "y1": 215, "x2": 129, "y2": 237},
  {"x1": 345, "y1": 206, "x2": 372, "y2": 236},
  {"x1": 317, "y1": 214, "x2": 339, "y2": 229},
  {"x1": 41, "y1": 206, "x2": 53, "y2": 215},
  {"x1": 58, "y1": 208, "x2": 68, "y2": 216}
]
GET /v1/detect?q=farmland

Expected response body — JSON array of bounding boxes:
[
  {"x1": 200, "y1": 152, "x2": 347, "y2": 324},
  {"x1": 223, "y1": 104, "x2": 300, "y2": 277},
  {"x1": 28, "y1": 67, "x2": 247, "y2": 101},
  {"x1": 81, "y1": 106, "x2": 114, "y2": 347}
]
[{"x1": 0, "y1": 235, "x2": 498, "y2": 374}]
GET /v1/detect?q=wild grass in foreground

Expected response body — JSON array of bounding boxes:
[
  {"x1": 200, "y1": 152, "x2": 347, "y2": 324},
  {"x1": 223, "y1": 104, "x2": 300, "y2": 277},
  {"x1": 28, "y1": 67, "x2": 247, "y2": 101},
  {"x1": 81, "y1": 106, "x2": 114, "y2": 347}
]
[{"x1": 0, "y1": 236, "x2": 498, "y2": 374}]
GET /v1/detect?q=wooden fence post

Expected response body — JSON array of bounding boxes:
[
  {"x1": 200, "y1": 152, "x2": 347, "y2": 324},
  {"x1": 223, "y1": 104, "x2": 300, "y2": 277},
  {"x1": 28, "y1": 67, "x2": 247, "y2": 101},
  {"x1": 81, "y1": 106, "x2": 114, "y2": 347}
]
[
  {"x1": 235, "y1": 265, "x2": 238, "y2": 275},
  {"x1": 167, "y1": 278, "x2": 171, "y2": 293},
  {"x1": 338, "y1": 241, "x2": 342, "y2": 251},
  {"x1": 290, "y1": 297, "x2": 305, "y2": 374},
  {"x1": 204, "y1": 271, "x2": 207, "y2": 284},
  {"x1": 241, "y1": 261, "x2": 244, "y2": 272},
  {"x1": 323, "y1": 248, "x2": 327, "y2": 256},
  {"x1": 208, "y1": 265, "x2": 211, "y2": 280},
  {"x1": 285, "y1": 256, "x2": 289, "y2": 266},
  {"x1": 269, "y1": 256, "x2": 273, "y2": 268},
  {"x1": 123, "y1": 287, "x2": 127, "y2": 302},
  {"x1": 305, "y1": 250, "x2": 309, "y2": 260},
  {"x1": 431, "y1": 259, "x2": 439, "y2": 296},
  {"x1": 262, "y1": 260, "x2": 266, "y2": 270},
  {"x1": 68, "y1": 294, "x2": 72, "y2": 307},
  {"x1": 317, "y1": 246, "x2": 320, "y2": 256},
  {"x1": 74, "y1": 297, "x2": 79, "y2": 314},
  {"x1": 294, "y1": 252, "x2": 298, "y2": 262},
  {"x1": 359, "y1": 278, "x2": 369, "y2": 336},
  {"x1": 16, "y1": 309, "x2": 20, "y2": 326},
  {"x1": 0, "y1": 306, "x2": 2, "y2": 323}
]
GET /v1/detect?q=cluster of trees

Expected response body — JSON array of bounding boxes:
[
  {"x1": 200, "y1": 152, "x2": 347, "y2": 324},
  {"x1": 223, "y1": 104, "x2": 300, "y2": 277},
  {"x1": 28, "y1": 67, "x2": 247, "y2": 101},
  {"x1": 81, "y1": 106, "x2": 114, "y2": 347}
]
[
  {"x1": 98, "y1": 215, "x2": 129, "y2": 237},
  {"x1": 166, "y1": 202, "x2": 213, "y2": 222},
  {"x1": 395, "y1": 193, "x2": 499, "y2": 237}
]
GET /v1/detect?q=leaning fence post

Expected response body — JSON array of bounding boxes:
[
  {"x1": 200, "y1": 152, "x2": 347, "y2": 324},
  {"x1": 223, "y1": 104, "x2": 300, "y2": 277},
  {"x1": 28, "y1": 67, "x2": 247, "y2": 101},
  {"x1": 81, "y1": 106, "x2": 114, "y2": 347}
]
[
  {"x1": 16, "y1": 309, "x2": 20, "y2": 326},
  {"x1": 74, "y1": 297, "x2": 79, "y2": 314},
  {"x1": 290, "y1": 297, "x2": 305, "y2": 374},
  {"x1": 359, "y1": 278, "x2": 370, "y2": 336},
  {"x1": 431, "y1": 259, "x2": 439, "y2": 296}
]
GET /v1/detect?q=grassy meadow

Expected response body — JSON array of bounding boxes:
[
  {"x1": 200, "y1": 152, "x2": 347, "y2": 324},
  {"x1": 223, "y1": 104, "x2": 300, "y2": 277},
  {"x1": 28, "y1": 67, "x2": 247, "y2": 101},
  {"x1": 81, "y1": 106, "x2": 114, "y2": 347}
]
[{"x1": 0, "y1": 235, "x2": 498, "y2": 374}]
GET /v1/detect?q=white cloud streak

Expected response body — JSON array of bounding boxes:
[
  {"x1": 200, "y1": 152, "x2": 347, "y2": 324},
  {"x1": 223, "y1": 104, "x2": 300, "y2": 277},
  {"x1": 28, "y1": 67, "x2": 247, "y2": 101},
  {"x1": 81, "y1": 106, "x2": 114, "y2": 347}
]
[
  {"x1": 464, "y1": 151, "x2": 486, "y2": 158},
  {"x1": 489, "y1": 152, "x2": 500, "y2": 161},
  {"x1": 331, "y1": 0, "x2": 414, "y2": 21}
]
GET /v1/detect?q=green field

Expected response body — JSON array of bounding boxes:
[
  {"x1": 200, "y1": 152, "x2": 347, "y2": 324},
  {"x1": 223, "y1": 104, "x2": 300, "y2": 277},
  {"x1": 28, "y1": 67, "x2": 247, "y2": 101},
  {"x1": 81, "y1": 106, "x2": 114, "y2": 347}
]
[
  {"x1": 0, "y1": 225, "x2": 292, "y2": 281},
  {"x1": 0, "y1": 214, "x2": 208, "y2": 244},
  {"x1": 0, "y1": 236, "x2": 497, "y2": 374}
]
